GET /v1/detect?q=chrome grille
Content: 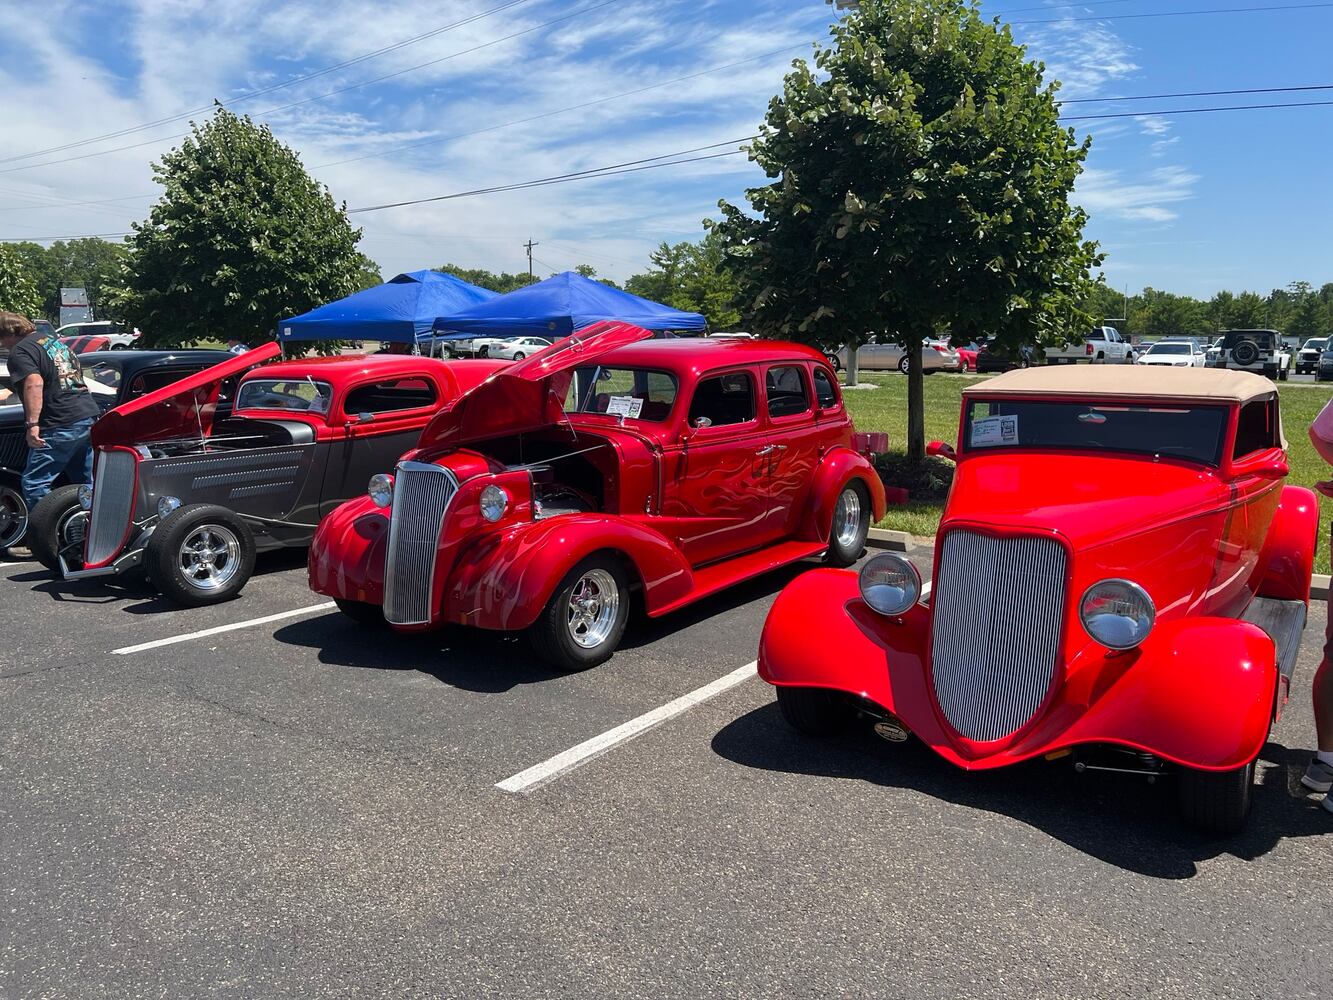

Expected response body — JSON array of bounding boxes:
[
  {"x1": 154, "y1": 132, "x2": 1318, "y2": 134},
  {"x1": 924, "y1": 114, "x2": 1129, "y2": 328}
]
[
  {"x1": 384, "y1": 462, "x2": 459, "y2": 626},
  {"x1": 86, "y1": 449, "x2": 137, "y2": 565},
  {"x1": 930, "y1": 530, "x2": 1067, "y2": 742}
]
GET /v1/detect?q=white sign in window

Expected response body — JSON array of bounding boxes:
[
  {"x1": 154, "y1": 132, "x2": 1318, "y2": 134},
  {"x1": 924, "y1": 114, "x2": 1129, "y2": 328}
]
[{"x1": 970, "y1": 414, "x2": 1018, "y2": 447}]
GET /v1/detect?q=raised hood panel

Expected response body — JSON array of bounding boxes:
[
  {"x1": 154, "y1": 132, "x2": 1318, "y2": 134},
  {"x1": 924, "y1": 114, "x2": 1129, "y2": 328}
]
[
  {"x1": 417, "y1": 321, "x2": 653, "y2": 450},
  {"x1": 91, "y1": 343, "x2": 282, "y2": 448},
  {"x1": 945, "y1": 451, "x2": 1228, "y2": 549}
]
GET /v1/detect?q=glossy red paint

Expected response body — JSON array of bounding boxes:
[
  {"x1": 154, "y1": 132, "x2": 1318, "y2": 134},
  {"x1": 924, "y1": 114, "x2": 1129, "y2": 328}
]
[
  {"x1": 956, "y1": 348, "x2": 978, "y2": 372},
  {"x1": 83, "y1": 445, "x2": 141, "y2": 570},
  {"x1": 309, "y1": 327, "x2": 885, "y2": 650},
  {"x1": 760, "y1": 372, "x2": 1314, "y2": 779}
]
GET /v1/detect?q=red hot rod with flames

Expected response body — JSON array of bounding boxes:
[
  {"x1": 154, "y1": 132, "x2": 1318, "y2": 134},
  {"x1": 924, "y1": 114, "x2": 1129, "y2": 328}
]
[
  {"x1": 309, "y1": 322, "x2": 887, "y2": 670},
  {"x1": 759, "y1": 366, "x2": 1316, "y2": 834}
]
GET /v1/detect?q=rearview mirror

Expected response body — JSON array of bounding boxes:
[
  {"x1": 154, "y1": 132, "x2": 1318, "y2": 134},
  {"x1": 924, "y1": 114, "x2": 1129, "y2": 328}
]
[{"x1": 926, "y1": 440, "x2": 956, "y2": 462}]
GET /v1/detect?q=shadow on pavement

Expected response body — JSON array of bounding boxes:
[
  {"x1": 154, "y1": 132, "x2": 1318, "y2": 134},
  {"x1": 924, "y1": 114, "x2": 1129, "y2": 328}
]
[{"x1": 711, "y1": 703, "x2": 1331, "y2": 879}]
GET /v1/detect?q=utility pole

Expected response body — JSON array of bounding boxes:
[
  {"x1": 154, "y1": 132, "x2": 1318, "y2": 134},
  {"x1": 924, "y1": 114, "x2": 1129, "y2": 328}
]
[{"x1": 524, "y1": 238, "x2": 539, "y2": 279}]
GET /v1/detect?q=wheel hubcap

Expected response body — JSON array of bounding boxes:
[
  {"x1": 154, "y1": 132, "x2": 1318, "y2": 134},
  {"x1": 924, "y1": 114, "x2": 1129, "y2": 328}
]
[
  {"x1": 179, "y1": 525, "x2": 241, "y2": 591},
  {"x1": 57, "y1": 510, "x2": 87, "y2": 561},
  {"x1": 565, "y1": 568, "x2": 619, "y2": 649},
  {"x1": 0, "y1": 487, "x2": 27, "y2": 548},
  {"x1": 834, "y1": 488, "x2": 862, "y2": 548}
]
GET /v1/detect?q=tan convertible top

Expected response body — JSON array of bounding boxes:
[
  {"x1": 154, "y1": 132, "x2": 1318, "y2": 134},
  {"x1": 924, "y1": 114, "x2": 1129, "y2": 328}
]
[{"x1": 964, "y1": 365, "x2": 1277, "y2": 403}]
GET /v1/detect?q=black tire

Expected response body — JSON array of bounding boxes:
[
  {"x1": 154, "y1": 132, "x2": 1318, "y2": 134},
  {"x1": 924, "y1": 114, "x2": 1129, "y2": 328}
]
[
  {"x1": 511, "y1": 352, "x2": 525, "y2": 361},
  {"x1": 144, "y1": 504, "x2": 256, "y2": 607},
  {"x1": 529, "y1": 552, "x2": 630, "y2": 671},
  {"x1": 897, "y1": 355, "x2": 910, "y2": 374},
  {"x1": 825, "y1": 354, "x2": 842, "y2": 372},
  {"x1": 826, "y1": 480, "x2": 870, "y2": 568},
  {"x1": 1278, "y1": 365, "x2": 1289, "y2": 382},
  {"x1": 775, "y1": 686, "x2": 852, "y2": 737},
  {"x1": 29, "y1": 484, "x2": 87, "y2": 572},
  {"x1": 1231, "y1": 340, "x2": 1260, "y2": 366},
  {"x1": 478, "y1": 346, "x2": 490, "y2": 358},
  {"x1": 335, "y1": 598, "x2": 386, "y2": 626},
  {"x1": 0, "y1": 483, "x2": 29, "y2": 552},
  {"x1": 1095, "y1": 351, "x2": 1105, "y2": 363},
  {"x1": 1176, "y1": 759, "x2": 1256, "y2": 835}
]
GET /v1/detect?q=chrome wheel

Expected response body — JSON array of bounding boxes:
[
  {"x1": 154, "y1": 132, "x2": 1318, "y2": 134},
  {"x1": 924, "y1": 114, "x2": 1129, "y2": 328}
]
[
  {"x1": 57, "y1": 509, "x2": 87, "y2": 562},
  {"x1": 178, "y1": 525, "x2": 242, "y2": 592},
  {"x1": 833, "y1": 487, "x2": 862, "y2": 549},
  {"x1": 0, "y1": 486, "x2": 27, "y2": 549},
  {"x1": 566, "y1": 568, "x2": 620, "y2": 649}
]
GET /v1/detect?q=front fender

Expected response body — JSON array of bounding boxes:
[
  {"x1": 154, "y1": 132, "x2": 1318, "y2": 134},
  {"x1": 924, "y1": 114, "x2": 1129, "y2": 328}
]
[
  {"x1": 1253, "y1": 484, "x2": 1318, "y2": 603},
  {"x1": 800, "y1": 448, "x2": 887, "y2": 543},
  {"x1": 308, "y1": 494, "x2": 389, "y2": 604},
  {"x1": 443, "y1": 515, "x2": 695, "y2": 631}
]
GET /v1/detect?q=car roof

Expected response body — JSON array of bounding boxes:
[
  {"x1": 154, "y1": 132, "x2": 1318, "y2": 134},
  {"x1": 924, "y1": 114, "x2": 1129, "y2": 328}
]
[
  {"x1": 243, "y1": 353, "x2": 458, "y2": 382},
  {"x1": 599, "y1": 337, "x2": 826, "y2": 371},
  {"x1": 965, "y1": 365, "x2": 1277, "y2": 404}
]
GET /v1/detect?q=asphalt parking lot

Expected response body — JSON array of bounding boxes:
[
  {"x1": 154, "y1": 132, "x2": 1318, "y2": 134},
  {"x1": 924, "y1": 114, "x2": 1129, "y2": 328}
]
[{"x1": 2, "y1": 546, "x2": 1330, "y2": 999}]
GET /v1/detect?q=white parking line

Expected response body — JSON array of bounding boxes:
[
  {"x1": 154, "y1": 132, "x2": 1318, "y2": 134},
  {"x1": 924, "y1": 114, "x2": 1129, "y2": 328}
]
[
  {"x1": 496, "y1": 660, "x2": 759, "y2": 794},
  {"x1": 111, "y1": 602, "x2": 337, "y2": 655}
]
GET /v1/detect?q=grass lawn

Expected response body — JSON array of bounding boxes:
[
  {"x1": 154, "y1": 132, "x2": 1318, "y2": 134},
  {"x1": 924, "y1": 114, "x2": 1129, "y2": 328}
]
[{"x1": 843, "y1": 372, "x2": 1333, "y2": 573}]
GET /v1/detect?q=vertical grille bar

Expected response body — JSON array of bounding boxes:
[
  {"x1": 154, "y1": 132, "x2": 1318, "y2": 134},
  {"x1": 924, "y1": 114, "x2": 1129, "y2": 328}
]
[
  {"x1": 383, "y1": 462, "x2": 458, "y2": 626},
  {"x1": 86, "y1": 449, "x2": 137, "y2": 565},
  {"x1": 930, "y1": 530, "x2": 1067, "y2": 742}
]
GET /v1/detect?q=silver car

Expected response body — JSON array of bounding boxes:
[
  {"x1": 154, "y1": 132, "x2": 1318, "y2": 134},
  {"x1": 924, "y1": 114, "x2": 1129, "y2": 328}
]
[{"x1": 831, "y1": 338, "x2": 962, "y2": 373}]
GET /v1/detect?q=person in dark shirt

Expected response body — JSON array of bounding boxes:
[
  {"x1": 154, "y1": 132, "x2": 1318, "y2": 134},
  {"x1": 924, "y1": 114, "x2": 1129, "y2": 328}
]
[{"x1": 0, "y1": 312, "x2": 101, "y2": 507}]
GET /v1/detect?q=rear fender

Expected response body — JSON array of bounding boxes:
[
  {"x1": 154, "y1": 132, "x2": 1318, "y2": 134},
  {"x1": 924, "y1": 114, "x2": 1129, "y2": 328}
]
[
  {"x1": 1253, "y1": 485, "x2": 1318, "y2": 603},
  {"x1": 800, "y1": 448, "x2": 887, "y2": 543},
  {"x1": 443, "y1": 515, "x2": 695, "y2": 631}
]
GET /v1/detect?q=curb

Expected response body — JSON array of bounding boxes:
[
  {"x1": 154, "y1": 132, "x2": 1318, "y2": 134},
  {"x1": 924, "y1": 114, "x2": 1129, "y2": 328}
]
[{"x1": 870, "y1": 530, "x2": 1333, "y2": 602}]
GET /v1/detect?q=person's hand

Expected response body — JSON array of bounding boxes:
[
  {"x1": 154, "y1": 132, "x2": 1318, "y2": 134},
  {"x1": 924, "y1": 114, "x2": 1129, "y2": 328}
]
[
  {"x1": 1315, "y1": 479, "x2": 1333, "y2": 498},
  {"x1": 25, "y1": 425, "x2": 45, "y2": 449}
]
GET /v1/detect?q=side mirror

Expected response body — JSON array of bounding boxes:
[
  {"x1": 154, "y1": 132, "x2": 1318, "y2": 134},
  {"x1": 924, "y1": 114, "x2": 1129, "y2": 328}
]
[{"x1": 926, "y1": 440, "x2": 956, "y2": 462}]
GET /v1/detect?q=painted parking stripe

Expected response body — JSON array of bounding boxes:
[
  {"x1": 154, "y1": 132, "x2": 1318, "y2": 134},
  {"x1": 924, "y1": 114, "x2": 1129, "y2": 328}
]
[
  {"x1": 497, "y1": 660, "x2": 759, "y2": 794},
  {"x1": 111, "y1": 602, "x2": 336, "y2": 655}
]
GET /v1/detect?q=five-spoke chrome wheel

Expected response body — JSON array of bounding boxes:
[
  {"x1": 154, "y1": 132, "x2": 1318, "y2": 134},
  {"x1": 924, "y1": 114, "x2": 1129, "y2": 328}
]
[
  {"x1": 178, "y1": 525, "x2": 242, "y2": 592},
  {"x1": 566, "y1": 568, "x2": 620, "y2": 649}
]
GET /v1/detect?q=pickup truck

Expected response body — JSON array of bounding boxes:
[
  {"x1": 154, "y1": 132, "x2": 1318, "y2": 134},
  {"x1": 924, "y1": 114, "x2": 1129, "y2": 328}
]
[{"x1": 1044, "y1": 326, "x2": 1134, "y2": 365}]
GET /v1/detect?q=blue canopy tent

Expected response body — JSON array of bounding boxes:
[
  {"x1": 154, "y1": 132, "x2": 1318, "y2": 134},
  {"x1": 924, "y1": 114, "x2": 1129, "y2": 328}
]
[
  {"x1": 278, "y1": 270, "x2": 498, "y2": 344},
  {"x1": 431, "y1": 271, "x2": 706, "y2": 339}
]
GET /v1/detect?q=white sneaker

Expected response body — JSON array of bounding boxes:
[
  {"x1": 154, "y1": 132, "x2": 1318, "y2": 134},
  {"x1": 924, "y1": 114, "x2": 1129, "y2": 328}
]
[{"x1": 1301, "y1": 759, "x2": 1333, "y2": 793}]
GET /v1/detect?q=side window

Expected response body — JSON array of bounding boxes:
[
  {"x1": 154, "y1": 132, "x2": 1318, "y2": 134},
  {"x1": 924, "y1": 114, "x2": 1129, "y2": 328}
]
[
  {"x1": 765, "y1": 365, "x2": 811, "y2": 418},
  {"x1": 813, "y1": 367, "x2": 839, "y2": 409},
  {"x1": 1233, "y1": 399, "x2": 1278, "y2": 458},
  {"x1": 344, "y1": 377, "x2": 438, "y2": 415},
  {"x1": 688, "y1": 372, "x2": 756, "y2": 428}
]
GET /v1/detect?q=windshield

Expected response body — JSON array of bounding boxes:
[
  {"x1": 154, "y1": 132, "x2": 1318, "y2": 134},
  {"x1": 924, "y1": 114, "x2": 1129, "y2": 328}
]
[
  {"x1": 236, "y1": 378, "x2": 332, "y2": 413},
  {"x1": 1303, "y1": 339, "x2": 1328, "y2": 351},
  {"x1": 565, "y1": 366, "x2": 677, "y2": 422},
  {"x1": 1146, "y1": 343, "x2": 1190, "y2": 355},
  {"x1": 964, "y1": 399, "x2": 1228, "y2": 465}
]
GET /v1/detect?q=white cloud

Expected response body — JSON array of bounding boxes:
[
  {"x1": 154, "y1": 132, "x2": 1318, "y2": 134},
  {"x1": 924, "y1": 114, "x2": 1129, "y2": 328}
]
[{"x1": 1076, "y1": 165, "x2": 1199, "y2": 223}]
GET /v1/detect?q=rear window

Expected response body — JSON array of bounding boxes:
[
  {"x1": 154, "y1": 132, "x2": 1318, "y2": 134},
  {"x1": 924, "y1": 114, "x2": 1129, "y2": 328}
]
[
  {"x1": 236, "y1": 378, "x2": 333, "y2": 414},
  {"x1": 964, "y1": 399, "x2": 1229, "y2": 466}
]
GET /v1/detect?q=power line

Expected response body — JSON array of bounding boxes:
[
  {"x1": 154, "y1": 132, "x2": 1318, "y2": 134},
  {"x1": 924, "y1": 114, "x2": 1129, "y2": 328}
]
[
  {"x1": 1062, "y1": 83, "x2": 1333, "y2": 103},
  {"x1": 0, "y1": 0, "x2": 622, "y2": 177},
  {"x1": 0, "y1": 232, "x2": 130, "y2": 242},
  {"x1": 1061, "y1": 98, "x2": 1333, "y2": 120},
  {"x1": 0, "y1": 0, "x2": 539, "y2": 167},
  {"x1": 1010, "y1": 2, "x2": 1333, "y2": 25}
]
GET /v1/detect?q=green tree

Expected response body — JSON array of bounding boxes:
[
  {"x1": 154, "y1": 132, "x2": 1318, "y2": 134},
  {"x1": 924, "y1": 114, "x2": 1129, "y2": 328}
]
[
  {"x1": 626, "y1": 228, "x2": 741, "y2": 328},
  {"x1": 434, "y1": 264, "x2": 539, "y2": 294},
  {"x1": 1288, "y1": 286, "x2": 1327, "y2": 343},
  {"x1": 715, "y1": 0, "x2": 1101, "y2": 461},
  {"x1": 0, "y1": 244, "x2": 42, "y2": 317},
  {"x1": 1229, "y1": 291, "x2": 1267, "y2": 329},
  {"x1": 43, "y1": 238, "x2": 130, "y2": 323},
  {"x1": 9, "y1": 242, "x2": 59, "y2": 320},
  {"x1": 1131, "y1": 287, "x2": 1209, "y2": 339},
  {"x1": 114, "y1": 107, "x2": 368, "y2": 347}
]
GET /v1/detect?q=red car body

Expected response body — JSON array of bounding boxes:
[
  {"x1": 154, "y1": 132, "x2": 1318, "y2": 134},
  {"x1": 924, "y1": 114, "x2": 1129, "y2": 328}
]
[
  {"x1": 759, "y1": 366, "x2": 1316, "y2": 832},
  {"x1": 955, "y1": 347, "x2": 978, "y2": 372},
  {"x1": 309, "y1": 322, "x2": 887, "y2": 668}
]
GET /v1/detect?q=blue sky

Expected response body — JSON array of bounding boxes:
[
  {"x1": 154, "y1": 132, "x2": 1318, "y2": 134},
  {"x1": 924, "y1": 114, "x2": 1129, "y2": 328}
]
[{"x1": 0, "y1": 0, "x2": 1329, "y2": 299}]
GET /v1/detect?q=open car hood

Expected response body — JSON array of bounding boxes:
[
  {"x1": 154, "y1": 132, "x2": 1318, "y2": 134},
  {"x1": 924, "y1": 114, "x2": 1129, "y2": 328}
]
[
  {"x1": 91, "y1": 343, "x2": 283, "y2": 448},
  {"x1": 417, "y1": 321, "x2": 653, "y2": 450}
]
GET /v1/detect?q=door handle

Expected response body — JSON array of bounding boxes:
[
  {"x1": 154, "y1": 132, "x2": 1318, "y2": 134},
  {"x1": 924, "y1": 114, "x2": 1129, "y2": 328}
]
[{"x1": 755, "y1": 445, "x2": 777, "y2": 456}]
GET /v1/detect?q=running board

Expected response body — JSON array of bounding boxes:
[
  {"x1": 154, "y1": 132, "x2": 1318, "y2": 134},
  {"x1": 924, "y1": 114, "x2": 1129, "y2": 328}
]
[
  {"x1": 1243, "y1": 595, "x2": 1306, "y2": 683},
  {"x1": 650, "y1": 539, "x2": 829, "y2": 617}
]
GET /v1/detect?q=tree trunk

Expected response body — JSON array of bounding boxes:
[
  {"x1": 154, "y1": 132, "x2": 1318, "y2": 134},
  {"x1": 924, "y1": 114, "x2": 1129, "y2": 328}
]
[
  {"x1": 907, "y1": 333, "x2": 925, "y2": 464},
  {"x1": 845, "y1": 345, "x2": 860, "y2": 387}
]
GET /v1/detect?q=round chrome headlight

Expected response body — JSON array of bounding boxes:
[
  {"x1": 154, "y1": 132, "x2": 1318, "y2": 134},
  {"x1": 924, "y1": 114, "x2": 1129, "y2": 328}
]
[
  {"x1": 858, "y1": 553, "x2": 921, "y2": 616},
  {"x1": 1080, "y1": 579, "x2": 1155, "y2": 650},
  {"x1": 77, "y1": 484, "x2": 94, "y2": 510},
  {"x1": 156, "y1": 495, "x2": 181, "y2": 518},
  {"x1": 479, "y1": 484, "x2": 509, "y2": 523},
  {"x1": 368, "y1": 473, "x2": 394, "y2": 508}
]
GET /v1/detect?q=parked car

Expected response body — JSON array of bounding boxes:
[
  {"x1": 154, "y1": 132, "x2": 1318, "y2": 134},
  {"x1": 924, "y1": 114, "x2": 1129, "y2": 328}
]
[
  {"x1": 1044, "y1": 326, "x2": 1133, "y2": 364},
  {"x1": 1296, "y1": 337, "x2": 1328, "y2": 374},
  {"x1": 34, "y1": 347, "x2": 507, "y2": 605},
  {"x1": 974, "y1": 339, "x2": 1037, "y2": 373},
  {"x1": 309, "y1": 322, "x2": 888, "y2": 670},
  {"x1": 1, "y1": 349, "x2": 231, "y2": 556},
  {"x1": 471, "y1": 336, "x2": 520, "y2": 358},
  {"x1": 830, "y1": 338, "x2": 962, "y2": 374},
  {"x1": 1135, "y1": 340, "x2": 1206, "y2": 367},
  {"x1": 1207, "y1": 329, "x2": 1291, "y2": 381},
  {"x1": 33, "y1": 319, "x2": 56, "y2": 338},
  {"x1": 59, "y1": 335, "x2": 113, "y2": 354},
  {"x1": 1318, "y1": 345, "x2": 1333, "y2": 383},
  {"x1": 758, "y1": 366, "x2": 1315, "y2": 834},
  {"x1": 55, "y1": 321, "x2": 137, "y2": 349},
  {"x1": 952, "y1": 342, "x2": 980, "y2": 372},
  {"x1": 488, "y1": 336, "x2": 552, "y2": 361}
]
